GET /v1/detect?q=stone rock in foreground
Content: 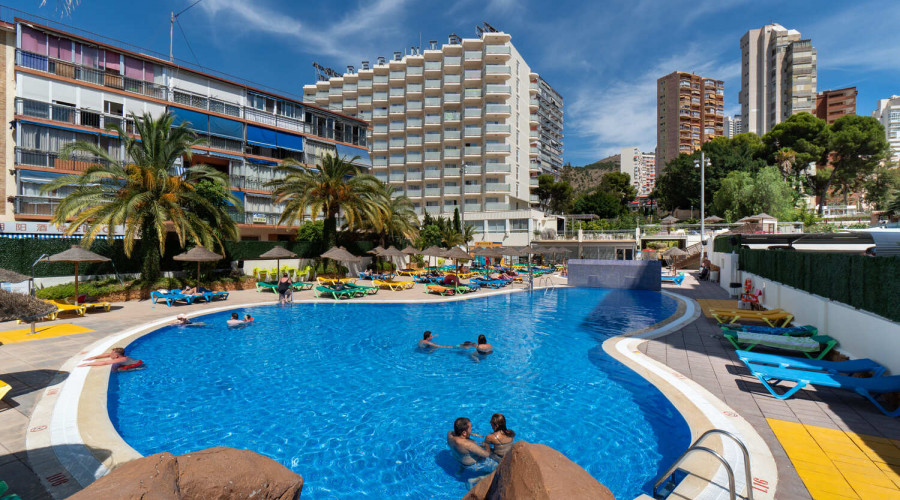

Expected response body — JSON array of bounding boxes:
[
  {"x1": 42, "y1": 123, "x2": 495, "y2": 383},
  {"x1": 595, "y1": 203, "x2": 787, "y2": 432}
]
[
  {"x1": 462, "y1": 441, "x2": 615, "y2": 500},
  {"x1": 69, "y1": 446, "x2": 303, "y2": 500}
]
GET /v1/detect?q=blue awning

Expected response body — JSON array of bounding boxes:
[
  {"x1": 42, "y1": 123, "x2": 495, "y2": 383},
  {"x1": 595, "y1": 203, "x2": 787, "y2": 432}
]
[
  {"x1": 336, "y1": 143, "x2": 371, "y2": 167},
  {"x1": 170, "y1": 107, "x2": 209, "y2": 133},
  {"x1": 246, "y1": 125, "x2": 277, "y2": 148},
  {"x1": 246, "y1": 157, "x2": 278, "y2": 166},
  {"x1": 208, "y1": 115, "x2": 243, "y2": 140},
  {"x1": 17, "y1": 169, "x2": 65, "y2": 183},
  {"x1": 276, "y1": 131, "x2": 304, "y2": 152},
  {"x1": 190, "y1": 149, "x2": 243, "y2": 161}
]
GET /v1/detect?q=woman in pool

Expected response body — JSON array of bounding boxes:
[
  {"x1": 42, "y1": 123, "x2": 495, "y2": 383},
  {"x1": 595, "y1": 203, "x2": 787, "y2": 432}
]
[
  {"x1": 481, "y1": 413, "x2": 515, "y2": 462},
  {"x1": 276, "y1": 273, "x2": 293, "y2": 304},
  {"x1": 173, "y1": 314, "x2": 192, "y2": 325},
  {"x1": 476, "y1": 334, "x2": 493, "y2": 354}
]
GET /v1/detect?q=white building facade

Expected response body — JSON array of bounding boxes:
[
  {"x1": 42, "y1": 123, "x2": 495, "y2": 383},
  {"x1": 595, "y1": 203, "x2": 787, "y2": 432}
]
[
  {"x1": 533, "y1": 76, "x2": 563, "y2": 178},
  {"x1": 873, "y1": 96, "x2": 900, "y2": 163},
  {"x1": 619, "y1": 147, "x2": 655, "y2": 199},
  {"x1": 740, "y1": 23, "x2": 817, "y2": 136},
  {"x1": 304, "y1": 31, "x2": 558, "y2": 245},
  {"x1": 723, "y1": 114, "x2": 743, "y2": 138}
]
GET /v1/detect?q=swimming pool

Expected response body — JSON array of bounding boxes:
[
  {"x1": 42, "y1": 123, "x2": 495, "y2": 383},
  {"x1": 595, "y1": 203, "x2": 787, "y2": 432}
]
[{"x1": 108, "y1": 288, "x2": 690, "y2": 499}]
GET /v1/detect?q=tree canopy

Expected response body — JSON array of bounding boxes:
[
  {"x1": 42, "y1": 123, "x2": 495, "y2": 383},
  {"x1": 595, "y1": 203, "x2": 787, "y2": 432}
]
[{"x1": 713, "y1": 166, "x2": 796, "y2": 222}]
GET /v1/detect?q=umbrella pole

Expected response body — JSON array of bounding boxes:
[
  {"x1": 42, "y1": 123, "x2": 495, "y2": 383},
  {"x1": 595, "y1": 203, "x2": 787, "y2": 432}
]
[
  {"x1": 197, "y1": 262, "x2": 200, "y2": 287},
  {"x1": 74, "y1": 262, "x2": 79, "y2": 297}
]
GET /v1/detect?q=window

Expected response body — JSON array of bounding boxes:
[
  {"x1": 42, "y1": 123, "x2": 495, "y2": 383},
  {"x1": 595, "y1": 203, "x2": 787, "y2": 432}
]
[
  {"x1": 487, "y1": 220, "x2": 506, "y2": 232},
  {"x1": 104, "y1": 101, "x2": 123, "y2": 116},
  {"x1": 509, "y1": 219, "x2": 528, "y2": 232}
]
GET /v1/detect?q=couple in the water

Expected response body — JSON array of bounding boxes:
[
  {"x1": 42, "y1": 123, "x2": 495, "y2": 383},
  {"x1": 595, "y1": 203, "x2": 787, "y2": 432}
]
[
  {"x1": 447, "y1": 414, "x2": 515, "y2": 484},
  {"x1": 418, "y1": 331, "x2": 493, "y2": 354}
]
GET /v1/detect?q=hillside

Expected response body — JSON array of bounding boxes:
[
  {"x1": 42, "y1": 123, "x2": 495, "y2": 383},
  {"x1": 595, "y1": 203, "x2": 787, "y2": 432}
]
[{"x1": 561, "y1": 160, "x2": 619, "y2": 194}]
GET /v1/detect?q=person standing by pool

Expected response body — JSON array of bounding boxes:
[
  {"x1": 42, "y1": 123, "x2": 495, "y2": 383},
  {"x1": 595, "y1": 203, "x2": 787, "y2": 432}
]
[
  {"x1": 447, "y1": 417, "x2": 494, "y2": 483},
  {"x1": 418, "y1": 331, "x2": 451, "y2": 349},
  {"x1": 481, "y1": 413, "x2": 515, "y2": 462},
  {"x1": 277, "y1": 273, "x2": 293, "y2": 304}
]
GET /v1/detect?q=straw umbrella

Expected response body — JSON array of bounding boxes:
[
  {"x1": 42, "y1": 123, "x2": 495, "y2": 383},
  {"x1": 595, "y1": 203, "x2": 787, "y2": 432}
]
[
  {"x1": 258, "y1": 246, "x2": 297, "y2": 280},
  {"x1": 320, "y1": 246, "x2": 362, "y2": 277},
  {"x1": 378, "y1": 246, "x2": 407, "y2": 274},
  {"x1": 443, "y1": 246, "x2": 472, "y2": 273},
  {"x1": 0, "y1": 268, "x2": 29, "y2": 284},
  {"x1": 661, "y1": 215, "x2": 679, "y2": 224},
  {"x1": 173, "y1": 246, "x2": 224, "y2": 287},
  {"x1": 44, "y1": 245, "x2": 111, "y2": 296},
  {"x1": 704, "y1": 215, "x2": 724, "y2": 224},
  {"x1": 421, "y1": 246, "x2": 446, "y2": 268}
]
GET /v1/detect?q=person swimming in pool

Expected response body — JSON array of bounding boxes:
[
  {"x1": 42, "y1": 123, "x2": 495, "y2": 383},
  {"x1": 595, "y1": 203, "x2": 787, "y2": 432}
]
[
  {"x1": 243, "y1": 314, "x2": 254, "y2": 322},
  {"x1": 78, "y1": 347, "x2": 142, "y2": 371},
  {"x1": 460, "y1": 335, "x2": 493, "y2": 354},
  {"x1": 227, "y1": 312, "x2": 250, "y2": 327},
  {"x1": 418, "y1": 330, "x2": 451, "y2": 349},
  {"x1": 447, "y1": 417, "x2": 495, "y2": 484},
  {"x1": 173, "y1": 314, "x2": 192, "y2": 325},
  {"x1": 481, "y1": 413, "x2": 515, "y2": 462}
]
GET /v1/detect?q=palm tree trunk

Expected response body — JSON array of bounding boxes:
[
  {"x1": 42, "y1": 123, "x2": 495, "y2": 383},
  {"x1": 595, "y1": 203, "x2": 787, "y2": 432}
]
[
  {"x1": 140, "y1": 226, "x2": 162, "y2": 282},
  {"x1": 324, "y1": 210, "x2": 338, "y2": 249}
]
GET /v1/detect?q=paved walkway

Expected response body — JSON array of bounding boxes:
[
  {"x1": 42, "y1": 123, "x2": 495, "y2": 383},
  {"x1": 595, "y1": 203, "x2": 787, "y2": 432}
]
[{"x1": 654, "y1": 273, "x2": 900, "y2": 500}]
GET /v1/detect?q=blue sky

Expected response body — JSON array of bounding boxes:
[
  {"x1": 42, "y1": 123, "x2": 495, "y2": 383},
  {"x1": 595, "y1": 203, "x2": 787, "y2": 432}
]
[{"x1": 14, "y1": 0, "x2": 900, "y2": 165}]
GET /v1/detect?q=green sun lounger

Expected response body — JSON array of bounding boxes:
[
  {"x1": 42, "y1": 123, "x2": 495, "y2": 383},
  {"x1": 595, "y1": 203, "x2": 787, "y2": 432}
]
[
  {"x1": 256, "y1": 282, "x2": 278, "y2": 293},
  {"x1": 291, "y1": 282, "x2": 314, "y2": 291},
  {"x1": 724, "y1": 331, "x2": 837, "y2": 360},
  {"x1": 738, "y1": 354, "x2": 900, "y2": 417},
  {"x1": 345, "y1": 282, "x2": 379, "y2": 295},
  {"x1": 735, "y1": 350, "x2": 885, "y2": 377},
  {"x1": 314, "y1": 286, "x2": 358, "y2": 299}
]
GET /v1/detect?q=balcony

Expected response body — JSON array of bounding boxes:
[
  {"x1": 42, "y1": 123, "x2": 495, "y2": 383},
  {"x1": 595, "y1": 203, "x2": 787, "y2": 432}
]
[
  {"x1": 485, "y1": 144, "x2": 511, "y2": 153},
  {"x1": 425, "y1": 97, "x2": 442, "y2": 108},
  {"x1": 530, "y1": 177, "x2": 539, "y2": 186},
  {"x1": 444, "y1": 93, "x2": 461, "y2": 103},
  {"x1": 464, "y1": 203, "x2": 482, "y2": 212},
  {"x1": 373, "y1": 109, "x2": 388, "y2": 118},
  {"x1": 464, "y1": 166, "x2": 482, "y2": 175},
  {"x1": 407, "y1": 137, "x2": 423, "y2": 146},
  {"x1": 484, "y1": 202, "x2": 509, "y2": 210},
  {"x1": 425, "y1": 206, "x2": 441, "y2": 214},
  {"x1": 172, "y1": 89, "x2": 242, "y2": 118},
  {"x1": 407, "y1": 66, "x2": 424, "y2": 76},
  {"x1": 425, "y1": 115, "x2": 441, "y2": 125},
  {"x1": 424, "y1": 133, "x2": 441, "y2": 144},
  {"x1": 444, "y1": 130, "x2": 461, "y2": 140},
  {"x1": 464, "y1": 89, "x2": 482, "y2": 100},
  {"x1": 389, "y1": 105, "x2": 405, "y2": 115},
  {"x1": 485, "y1": 163, "x2": 510, "y2": 173},
  {"x1": 16, "y1": 147, "x2": 111, "y2": 172},
  {"x1": 444, "y1": 74, "x2": 461, "y2": 85},
  {"x1": 372, "y1": 157, "x2": 388, "y2": 166},
  {"x1": 485, "y1": 84, "x2": 511, "y2": 95},
  {"x1": 444, "y1": 186, "x2": 461, "y2": 195},
  {"x1": 485, "y1": 183, "x2": 510, "y2": 193},
  {"x1": 424, "y1": 169, "x2": 441, "y2": 179},
  {"x1": 464, "y1": 50, "x2": 482, "y2": 62},
  {"x1": 485, "y1": 45, "x2": 511, "y2": 56},
  {"x1": 407, "y1": 153, "x2": 423, "y2": 164},
  {"x1": 444, "y1": 56, "x2": 461, "y2": 67},
  {"x1": 425, "y1": 61, "x2": 442, "y2": 72},
  {"x1": 407, "y1": 118, "x2": 423, "y2": 129},
  {"x1": 464, "y1": 146, "x2": 482, "y2": 156},
  {"x1": 425, "y1": 151, "x2": 442, "y2": 161},
  {"x1": 373, "y1": 92, "x2": 388, "y2": 102},
  {"x1": 389, "y1": 139, "x2": 405, "y2": 149},
  {"x1": 372, "y1": 124, "x2": 388, "y2": 134},
  {"x1": 16, "y1": 98, "x2": 136, "y2": 134},
  {"x1": 407, "y1": 101, "x2": 423, "y2": 111},
  {"x1": 464, "y1": 70, "x2": 482, "y2": 81},
  {"x1": 373, "y1": 75, "x2": 389, "y2": 85},
  {"x1": 444, "y1": 168, "x2": 461, "y2": 177},
  {"x1": 389, "y1": 173, "x2": 405, "y2": 182},
  {"x1": 465, "y1": 126, "x2": 482, "y2": 137},
  {"x1": 485, "y1": 65, "x2": 511, "y2": 76},
  {"x1": 444, "y1": 111, "x2": 461, "y2": 122},
  {"x1": 389, "y1": 155, "x2": 405, "y2": 166},
  {"x1": 15, "y1": 195, "x2": 64, "y2": 216},
  {"x1": 407, "y1": 83, "x2": 423, "y2": 94},
  {"x1": 464, "y1": 109, "x2": 483, "y2": 120},
  {"x1": 407, "y1": 171, "x2": 423, "y2": 180},
  {"x1": 530, "y1": 194, "x2": 539, "y2": 203},
  {"x1": 17, "y1": 50, "x2": 168, "y2": 101},
  {"x1": 389, "y1": 122, "x2": 405, "y2": 131},
  {"x1": 389, "y1": 88, "x2": 405, "y2": 98},
  {"x1": 424, "y1": 187, "x2": 441, "y2": 197},
  {"x1": 444, "y1": 148, "x2": 461, "y2": 159},
  {"x1": 464, "y1": 185, "x2": 482, "y2": 194}
]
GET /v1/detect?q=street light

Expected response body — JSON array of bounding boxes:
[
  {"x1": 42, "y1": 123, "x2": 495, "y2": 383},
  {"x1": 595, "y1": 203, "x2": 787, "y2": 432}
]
[{"x1": 693, "y1": 152, "x2": 711, "y2": 244}]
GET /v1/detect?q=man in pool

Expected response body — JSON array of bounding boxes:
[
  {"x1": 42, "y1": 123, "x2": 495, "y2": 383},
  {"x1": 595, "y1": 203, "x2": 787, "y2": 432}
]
[
  {"x1": 418, "y1": 330, "x2": 451, "y2": 349},
  {"x1": 78, "y1": 347, "x2": 142, "y2": 371},
  {"x1": 447, "y1": 417, "x2": 495, "y2": 483},
  {"x1": 227, "y1": 312, "x2": 249, "y2": 327}
]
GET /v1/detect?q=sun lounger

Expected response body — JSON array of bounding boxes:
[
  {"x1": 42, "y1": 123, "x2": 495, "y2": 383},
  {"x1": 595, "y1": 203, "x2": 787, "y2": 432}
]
[
  {"x1": 427, "y1": 284, "x2": 456, "y2": 296},
  {"x1": 197, "y1": 287, "x2": 229, "y2": 301},
  {"x1": 0, "y1": 380, "x2": 10, "y2": 402},
  {"x1": 256, "y1": 282, "x2": 278, "y2": 293},
  {"x1": 65, "y1": 295, "x2": 111, "y2": 312},
  {"x1": 723, "y1": 331, "x2": 837, "y2": 360},
  {"x1": 314, "y1": 286, "x2": 359, "y2": 299},
  {"x1": 722, "y1": 324, "x2": 818, "y2": 336},
  {"x1": 661, "y1": 273, "x2": 686, "y2": 285},
  {"x1": 345, "y1": 282, "x2": 379, "y2": 295},
  {"x1": 710, "y1": 308, "x2": 793, "y2": 327},
  {"x1": 374, "y1": 279, "x2": 414, "y2": 291},
  {"x1": 150, "y1": 290, "x2": 200, "y2": 307},
  {"x1": 736, "y1": 350, "x2": 885, "y2": 377},
  {"x1": 738, "y1": 356, "x2": 900, "y2": 416},
  {"x1": 397, "y1": 269, "x2": 422, "y2": 276},
  {"x1": 291, "y1": 282, "x2": 314, "y2": 291},
  {"x1": 46, "y1": 299, "x2": 86, "y2": 317}
]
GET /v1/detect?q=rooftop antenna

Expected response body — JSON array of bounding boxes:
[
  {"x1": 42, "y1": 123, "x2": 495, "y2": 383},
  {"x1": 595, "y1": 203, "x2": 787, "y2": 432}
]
[
  {"x1": 429, "y1": 40, "x2": 438, "y2": 49},
  {"x1": 361, "y1": 60, "x2": 370, "y2": 70},
  {"x1": 393, "y1": 51, "x2": 402, "y2": 61},
  {"x1": 170, "y1": 0, "x2": 203, "y2": 62},
  {"x1": 483, "y1": 22, "x2": 499, "y2": 32},
  {"x1": 377, "y1": 56, "x2": 386, "y2": 65},
  {"x1": 476, "y1": 25, "x2": 484, "y2": 37},
  {"x1": 346, "y1": 65, "x2": 355, "y2": 74}
]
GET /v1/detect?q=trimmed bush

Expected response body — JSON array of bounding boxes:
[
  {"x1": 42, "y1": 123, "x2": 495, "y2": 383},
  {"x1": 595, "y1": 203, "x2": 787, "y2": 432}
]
[{"x1": 739, "y1": 248, "x2": 900, "y2": 322}]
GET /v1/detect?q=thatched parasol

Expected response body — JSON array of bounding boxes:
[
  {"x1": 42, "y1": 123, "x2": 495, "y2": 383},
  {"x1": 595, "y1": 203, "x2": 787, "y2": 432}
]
[
  {"x1": 663, "y1": 247, "x2": 688, "y2": 257},
  {"x1": 704, "y1": 215, "x2": 724, "y2": 223},
  {"x1": 661, "y1": 215, "x2": 679, "y2": 224},
  {"x1": 0, "y1": 268, "x2": 30, "y2": 283},
  {"x1": 258, "y1": 246, "x2": 297, "y2": 280},
  {"x1": 420, "y1": 246, "x2": 446, "y2": 267},
  {"x1": 321, "y1": 246, "x2": 362, "y2": 262},
  {"x1": 443, "y1": 246, "x2": 472, "y2": 271},
  {"x1": 44, "y1": 246, "x2": 111, "y2": 296},
  {"x1": 0, "y1": 289, "x2": 57, "y2": 334},
  {"x1": 367, "y1": 245, "x2": 385, "y2": 256},
  {"x1": 378, "y1": 246, "x2": 407, "y2": 273},
  {"x1": 400, "y1": 245, "x2": 419, "y2": 255},
  {"x1": 173, "y1": 247, "x2": 224, "y2": 287}
]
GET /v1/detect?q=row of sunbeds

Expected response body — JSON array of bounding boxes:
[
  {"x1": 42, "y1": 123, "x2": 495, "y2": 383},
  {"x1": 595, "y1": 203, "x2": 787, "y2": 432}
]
[
  {"x1": 150, "y1": 288, "x2": 229, "y2": 307},
  {"x1": 19, "y1": 297, "x2": 112, "y2": 323},
  {"x1": 710, "y1": 306, "x2": 899, "y2": 417}
]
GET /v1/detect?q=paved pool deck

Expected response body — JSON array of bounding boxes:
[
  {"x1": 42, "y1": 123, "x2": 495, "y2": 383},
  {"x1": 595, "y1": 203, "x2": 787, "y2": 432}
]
[{"x1": 0, "y1": 274, "x2": 897, "y2": 498}]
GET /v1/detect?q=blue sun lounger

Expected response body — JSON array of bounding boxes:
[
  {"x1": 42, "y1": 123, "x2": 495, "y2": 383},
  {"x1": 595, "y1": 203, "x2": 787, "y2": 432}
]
[
  {"x1": 738, "y1": 352, "x2": 900, "y2": 416},
  {"x1": 150, "y1": 289, "x2": 200, "y2": 307},
  {"x1": 198, "y1": 287, "x2": 229, "y2": 301},
  {"x1": 722, "y1": 324, "x2": 818, "y2": 336},
  {"x1": 736, "y1": 350, "x2": 885, "y2": 377},
  {"x1": 661, "y1": 273, "x2": 686, "y2": 285}
]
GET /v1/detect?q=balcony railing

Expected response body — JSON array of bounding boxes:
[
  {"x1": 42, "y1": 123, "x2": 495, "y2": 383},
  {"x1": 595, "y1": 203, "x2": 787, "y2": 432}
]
[
  {"x1": 485, "y1": 183, "x2": 510, "y2": 192},
  {"x1": 445, "y1": 131, "x2": 461, "y2": 140},
  {"x1": 15, "y1": 97, "x2": 137, "y2": 133},
  {"x1": 464, "y1": 185, "x2": 482, "y2": 194},
  {"x1": 16, "y1": 147, "x2": 112, "y2": 171},
  {"x1": 484, "y1": 202, "x2": 509, "y2": 210},
  {"x1": 485, "y1": 65, "x2": 510, "y2": 75},
  {"x1": 485, "y1": 45, "x2": 511, "y2": 55},
  {"x1": 486, "y1": 85, "x2": 511, "y2": 94},
  {"x1": 15, "y1": 196, "x2": 64, "y2": 216},
  {"x1": 485, "y1": 164, "x2": 510, "y2": 173},
  {"x1": 485, "y1": 144, "x2": 511, "y2": 152},
  {"x1": 444, "y1": 168, "x2": 461, "y2": 177},
  {"x1": 444, "y1": 186, "x2": 461, "y2": 195},
  {"x1": 424, "y1": 188, "x2": 441, "y2": 196},
  {"x1": 407, "y1": 171, "x2": 423, "y2": 180},
  {"x1": 444, "y1": 149, "x2": 461, "y2": 159},
  {"x1": 464, "y1": 146, "x2": 482, "y2": 155},
  {"x1": 424, "y1": 169, "x2": 441, "y2": 179},
  {"x1": 465, "y1": 127, "x2": 482, "y2": 136}
]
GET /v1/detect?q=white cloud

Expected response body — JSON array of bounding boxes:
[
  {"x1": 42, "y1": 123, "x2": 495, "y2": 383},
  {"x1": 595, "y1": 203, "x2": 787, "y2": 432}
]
[
  {"x1": 566, "y1": 45, "x2": 740, "y2": 162},
  {"x1": 805, "y1": 2, "x2": 900, "y2": 72},
  {"x1": 198, "y1": 0, "x2": 412, "y2": 63}
]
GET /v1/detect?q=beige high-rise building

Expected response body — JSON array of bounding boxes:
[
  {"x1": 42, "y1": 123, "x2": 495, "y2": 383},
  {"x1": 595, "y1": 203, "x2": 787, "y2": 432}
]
[
  {"x1": 619, "y1": 147, "x2": 655, "y2": 199},
  {"x1": 655, "y1": 71, "x2": 724, "y2": 176},
  {"x1": 740, "y1": 23, "x2": 817, "y2": 136},
  {"x1": 872, "y1": 96, "x2": 900, "y2": 163},
  {"x1": 305, "y1": 30, "x2": 558, "y2": 245}
]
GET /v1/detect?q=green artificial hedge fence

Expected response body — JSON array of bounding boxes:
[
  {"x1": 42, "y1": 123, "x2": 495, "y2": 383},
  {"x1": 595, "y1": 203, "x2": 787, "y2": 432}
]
[
  {"x1": 0, "y1": 237, "x2": 378, "y2": 278},
  {"x1": 714, "y1": 234, "x2": 741, "y2": 253},
  {"x1": 738, "y1": 248, "x2": 900, "y2": 322}
]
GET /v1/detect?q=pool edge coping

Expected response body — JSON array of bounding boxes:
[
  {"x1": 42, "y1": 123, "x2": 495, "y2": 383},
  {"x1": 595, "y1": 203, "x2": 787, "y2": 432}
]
[{"x1": 602, "y1": 290, "x2": 778, "y2": 500}]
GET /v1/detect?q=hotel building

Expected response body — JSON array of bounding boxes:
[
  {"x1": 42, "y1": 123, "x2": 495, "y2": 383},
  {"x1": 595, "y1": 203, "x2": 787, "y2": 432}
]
[
  {"x1": 815, "y1": 87, "x2": 857, "y2": 124},
  {"x1": 740, "y1": 23, "x2": 817, "y2": 136},
  {"x1": 303, "y1": 30, "x2": 559, "y2": 246},
  {"x1": 619, "y1": 147, "x2": 655, "y2": 199},
  {"x1": 872, "y1": 96, "x2": 900, "y2": 163},
  {"x1": 655, "y1": 71, "x2": 724, "y2": 176},
  {"x1": 2, "y1": 18, "x2": 370, "y2": 240},
  {"x1": 533, "y1": 76, "x2": 563, "y2": 178}
]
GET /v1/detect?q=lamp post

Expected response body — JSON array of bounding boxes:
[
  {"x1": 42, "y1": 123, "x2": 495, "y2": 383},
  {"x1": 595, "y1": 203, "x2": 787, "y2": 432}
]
[{"x1": 693, "y1": 152, "x2": 711, "y2": 244}]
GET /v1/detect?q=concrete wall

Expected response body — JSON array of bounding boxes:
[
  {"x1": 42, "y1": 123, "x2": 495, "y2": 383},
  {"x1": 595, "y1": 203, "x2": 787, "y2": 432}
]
[
  {"x1": 740, "y1": 269, "x2": 900, "y2": 375},
  {"x1": 568, "y1": 259, "x2": 661, "y2": 290}
]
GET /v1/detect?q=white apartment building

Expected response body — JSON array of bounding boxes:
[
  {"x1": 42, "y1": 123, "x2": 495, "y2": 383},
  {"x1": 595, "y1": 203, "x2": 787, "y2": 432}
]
[
  {"x1": 740, "y1": 23, "x2": 817, "y2": 136},
  {"x1": 619, "y1": 147, "x2": 655, "y2": 198},
  {"x1": 723, "y1": 114, "x2": 742, "y2": 138},
  {"x1": 873, "y1": 96, "x2": 900, "y2": 163},
  {"x1": 304, "y1": 30, "x2": 558, "y2": 246},
  {"x1": 533, "y1": 76, "x2": 563, "y2": 177}
]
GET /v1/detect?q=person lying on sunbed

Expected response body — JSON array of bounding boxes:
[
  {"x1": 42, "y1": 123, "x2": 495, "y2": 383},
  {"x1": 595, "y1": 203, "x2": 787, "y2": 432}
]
[{"x1": 78, "y1": 348, "x2": 143, "y2": 371}]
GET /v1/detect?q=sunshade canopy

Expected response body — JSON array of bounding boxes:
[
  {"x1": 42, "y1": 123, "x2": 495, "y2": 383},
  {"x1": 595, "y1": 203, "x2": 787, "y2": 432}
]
[
  {"x1": 173, "y1": 246, "x2": 224, "y2": 262},
  {"x1": 0, "y1": 268, "x2": 30, "y2": 283},
  {"x1": 704, "y1": 215, "x2": 725, "y2": 223},
  {"x1": 421, "y1": 246, "x2": 447, "y2": 257},
  {"x1": 661, "y1": 215, "x2": 679, "y2": 224},
  {"x1": 443, "y1": 247, "x2": 472, "y2": 260},
  {"x1": 663, "y1": 247, "x2": 688, "y2": 257},
  {"x1": 378, "y1": 246, "x2": 407, "y2": 258},
  {"x1": 321, "y1": 246, "x2": 362, "y2": 262},
  {"x1": 367, "y1": 245, "x2": 385, "y2": 255},
  {"x1": 45, "y1": 245, "x2": 111, "y2": 263},
  {"x1": 258, "y1": 246, "x2": 297, "y2": 259},
  {"x1": 400, "y1": 245, "x2": 419, "y2": 255}
]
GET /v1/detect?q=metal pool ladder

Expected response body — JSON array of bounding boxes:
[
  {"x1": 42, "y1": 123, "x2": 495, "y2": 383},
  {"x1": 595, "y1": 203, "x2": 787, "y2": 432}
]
[{"x1": 652, "y1": 429, "x2": 752, "y2": 500}]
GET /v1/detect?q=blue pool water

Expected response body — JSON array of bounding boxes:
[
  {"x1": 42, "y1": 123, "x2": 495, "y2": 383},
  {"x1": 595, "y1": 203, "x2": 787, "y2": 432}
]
[{"x1": 109, "y1": 288, "x2": 690, "y2": 499}]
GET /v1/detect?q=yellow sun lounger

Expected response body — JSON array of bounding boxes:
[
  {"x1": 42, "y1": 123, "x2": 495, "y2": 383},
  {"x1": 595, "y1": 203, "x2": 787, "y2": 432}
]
[
  {"x1": 710, "y1": 308, "x2": 793, "y2": 327},
  {"x1": 374, "y1": 279, "x2": 414, "y2": 291},
  {"x1": 65, "y1": 297, "x2": 111, "y2": 312},
  {"x1": 0, "y1": 380, "x2": 10, "y2": 402},
  {"x1": 19, "y1": 300, "x2": 87, "y2": 322},
  {"x1": 396, "y1": 269, "x2": 423, "y2": 276}
]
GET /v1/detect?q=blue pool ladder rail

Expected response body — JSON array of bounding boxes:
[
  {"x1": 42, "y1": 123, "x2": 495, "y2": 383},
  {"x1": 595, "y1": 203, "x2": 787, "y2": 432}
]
[{"x1": 652, "y1": 429, "x2": 752, "y2": 500}]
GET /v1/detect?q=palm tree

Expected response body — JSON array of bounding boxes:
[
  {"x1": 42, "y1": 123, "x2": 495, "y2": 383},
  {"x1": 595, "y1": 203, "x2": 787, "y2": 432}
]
[
  {"x1": 370, "y1": 185, "x2": 419, "y2": 246},
  {"x1": 440, "y1": 226, "x2": 465, "y2": 248},
  {"x1": 42, "y1": 112, "x2": 240, "y2": 281},
  {"x1": 774, "y1": 148, "x2": 797, "y2": 180},
  {"x1": 268, "y1": 154, "x2": 383, "y2": 248}
]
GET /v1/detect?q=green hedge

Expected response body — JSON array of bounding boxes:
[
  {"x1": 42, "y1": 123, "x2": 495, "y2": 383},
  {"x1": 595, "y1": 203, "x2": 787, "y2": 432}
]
[
  {"x1": 738, "y1": 248, "x2": 900, "y2": 322},
  {"x1": 714, "y1": 234, "x2": 741, "y2": 253},
  {"x1": 0, "y1": 237, "x2": 377, "y2": 278}
]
